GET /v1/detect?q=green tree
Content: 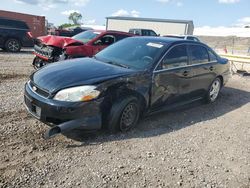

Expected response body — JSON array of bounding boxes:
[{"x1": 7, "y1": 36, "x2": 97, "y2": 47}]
[
  {"x1": 68, "y1": 12, "x2": 82, "y2": 25},
  {"x1": 59, "y1": 23, "x2": 74, "y2": 29}
]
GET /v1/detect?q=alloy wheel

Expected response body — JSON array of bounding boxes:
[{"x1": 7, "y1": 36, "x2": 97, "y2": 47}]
[
  {"x1": 209, "y1": 79, "x2": 221, "y2": 102},
  {"x1": 7, "y1": 40, "x2": 20, "y2": 52}
]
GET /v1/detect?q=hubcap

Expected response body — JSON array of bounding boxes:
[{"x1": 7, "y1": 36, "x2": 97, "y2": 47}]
[
  {"x1": 120, "y1": 103, "x2": 138, "y2": 131},
  {"x1": 209, "y1": 80, "x2": 221, "y2": 101},
  {"x1": 8, "y1": 40, "x2": 19, "y2": 52}
]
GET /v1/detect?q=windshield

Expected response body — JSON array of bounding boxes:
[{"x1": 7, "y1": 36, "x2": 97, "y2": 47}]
[
  {"x1": 95, "y1": 38, "x2": 167, "y2": 70},
  {"x1": 72, "y1": 30, "x2": 100, "y2": 43}
]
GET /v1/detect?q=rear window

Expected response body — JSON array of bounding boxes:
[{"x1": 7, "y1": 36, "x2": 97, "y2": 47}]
[{"x1": 0, "y1": 18, "x2": 29, "y2": 29}]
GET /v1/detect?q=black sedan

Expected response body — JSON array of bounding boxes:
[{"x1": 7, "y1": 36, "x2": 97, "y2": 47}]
[{"x1": 24, "y1": 37, "x2": 231, "y2": 138}]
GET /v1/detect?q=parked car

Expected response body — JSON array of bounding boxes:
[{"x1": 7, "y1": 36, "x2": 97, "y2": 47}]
[
  {"x1": 129, "y1": 28, "x2": 158, "y2": 36},
  {"x1": 55, "y1": 27, "x2": 91, "y2": 37},
  {"x1": 32, "y1": 30, "x2": 134, "y2": 69},
  {"x1": 0, "y1": 17, "x2": 34, "y2": 52},
  {"x1": 24, "y1": 37, "x2": 230, "y2": 138},
  {"x1": 164, "y1": 34, "x2": 200, "y2": 41}
]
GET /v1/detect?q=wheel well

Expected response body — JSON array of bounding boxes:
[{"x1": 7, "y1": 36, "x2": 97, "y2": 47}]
[
  {"x1": 100, "y1": 86, "x2": 147, "y2": 126},
  {"x1": 217, "y1": 75, "x2": 224, "y2": 87},
  {"x1": 111, "y1": 87, "x2": 147, "y2": 112}
]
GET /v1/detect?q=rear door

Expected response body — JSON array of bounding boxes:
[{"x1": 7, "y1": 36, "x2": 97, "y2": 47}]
[
  {"x1": 187, "y1": 44, "x2": 217, "y2": 97},
  {"x1": 151, "y1": 44, "x2": 194, "y2": 110}
]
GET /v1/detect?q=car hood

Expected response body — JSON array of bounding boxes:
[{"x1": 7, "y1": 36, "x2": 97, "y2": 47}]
[
  {"x1": 31, "y1": 58, "x2": 136, "y2": 93},
  {"x1": 37, "y1": 35, "x2": 83, "y2": 48}
]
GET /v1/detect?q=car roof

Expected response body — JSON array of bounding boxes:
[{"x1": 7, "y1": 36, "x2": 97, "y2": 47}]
[
  {"x1": 131, "y1": 36, "x2": 201, "y2": 45},
  {"x1": 105, "y1": 30, "x2": 134, "y2": 35}
]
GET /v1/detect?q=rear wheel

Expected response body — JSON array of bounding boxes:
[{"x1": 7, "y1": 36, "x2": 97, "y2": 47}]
[
  {"x1": 206, "y1": 78, "x2": 221, "y2": 103},
  {"x1": 107, "y1": 96, "x2": 140, "y2": 133},
  {"x1": 5, "y1": 39, "x2": 21, "y2": 52}
]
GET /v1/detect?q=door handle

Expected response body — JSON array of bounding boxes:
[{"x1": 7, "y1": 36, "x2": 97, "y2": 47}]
[
  {"x1": 209, "y1": 66, "x2": 214, "y2": 71},
  {"x1": 182, "y1": 70, "x2": 189, "y2": 76}
]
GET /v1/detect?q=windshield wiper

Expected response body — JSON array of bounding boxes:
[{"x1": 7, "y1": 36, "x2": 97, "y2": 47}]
[{"x1": 106, "y1": 61, "x2": 130, "y2": 69}]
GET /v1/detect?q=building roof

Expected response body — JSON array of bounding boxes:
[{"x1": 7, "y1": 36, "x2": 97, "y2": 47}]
[{"x1": 106, "y1": 16, "x2": 193, "y2": 25}]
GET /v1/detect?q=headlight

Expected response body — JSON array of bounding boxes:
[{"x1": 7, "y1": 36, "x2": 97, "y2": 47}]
[{"x1": 54, "y1": 86, "x2": 100, "y2": 102}]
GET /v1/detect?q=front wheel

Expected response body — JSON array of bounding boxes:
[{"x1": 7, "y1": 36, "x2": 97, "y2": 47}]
[
  {"x1": 206, "y1": 78, "x2": 222, "y2": 103},
  {"x1": 107, "y1": 96, "x2": 140, "y2": 133},
  {"x1": 5, "y1": 39, "x2": 21, "y2": 52},
  {"x1": 33, "y1": 57, "x2": 48, "y2": 70}
]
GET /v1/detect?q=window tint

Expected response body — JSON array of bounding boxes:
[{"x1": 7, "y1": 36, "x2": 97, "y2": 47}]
[
  {"x1": 0, "y1": 19, "x2": 29, "y2": 29},
  {"x1": 189, "y1": 45, "x2": 209, "y2": 64},
  {"x1": 99, "y1": 35, "x2": 116, "y2": 45},
  {"x1": 142, "y1": 30, "x2": 157, "y2": 36},
  {"x1": 208, "y1": 49, "x2": 217, "y2": 61},
  {"x1": 187, "y1": 37, "x2": 194, "y2": 41},
  {"x1": 0, "y1": 18, "x2": 28, "y2": 29},
  {"x1": 142, "y1": 30, "x2": 149, "y2": 36},
  {"x1": 129, "y1": 29, "x2": 141, "y2": 35},
  {"x1": 0, "y1": 18, "x2": 8, "y2": 27},
  {"x1": 162, "y1": 44, "x2": 188, "y2": 69},
  {"x1": 150, "y1": 31, "x2": 157, "y2": 36},
  {"x1": 115, "y1": 34, "x2": 130, "y2": 41}
]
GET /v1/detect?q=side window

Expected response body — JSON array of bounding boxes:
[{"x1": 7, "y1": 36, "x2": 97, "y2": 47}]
[
  {"x1": 189, "y1": 45, "x2": 209, "y2": 64},
  {"x1": 150, "y1": 31, "x2": 157, "y2": 36},
  {"x1": 142, "y1": 30, "x2": 150, "y2": 36},
  {"x1": 208, "y1": 49, "x2": 217, "y2": 62},
  {"x1": 0, "y1": 19, "x2": 10, "y2": 27},
  {"x1": 94, "y1": 35, "x2": 116, "y2": 45},
  {"x1": 115, "y1": 34, "x2": 130, "y2": 41},
  {"x1": 162, "y1": 44, "x2": 188, "y2": 69}
]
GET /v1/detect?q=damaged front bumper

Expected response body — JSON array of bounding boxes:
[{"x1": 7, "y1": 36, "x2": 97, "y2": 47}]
[{"x1": 24, "y1": 82, "x2": 103, "y2": 138}]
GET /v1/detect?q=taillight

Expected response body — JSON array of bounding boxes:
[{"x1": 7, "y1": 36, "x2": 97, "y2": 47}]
[{"x1": 27, "y1": 32, "x2": 33, "y2": 38}]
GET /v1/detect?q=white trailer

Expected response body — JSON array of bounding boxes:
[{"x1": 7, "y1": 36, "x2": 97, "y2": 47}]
[{"x1": 106, "y1": 17, "x2": 194, "y2": 36}]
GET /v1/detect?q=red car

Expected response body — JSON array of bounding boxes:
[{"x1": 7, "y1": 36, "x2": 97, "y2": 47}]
[{"x1": 32, "y1": 30, "x2": 134, "y2": 69}]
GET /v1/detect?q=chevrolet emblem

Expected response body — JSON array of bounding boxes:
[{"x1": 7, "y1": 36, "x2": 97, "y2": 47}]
[{"x1": 32, "y1": 86, "x2": 37, "y2": 91}]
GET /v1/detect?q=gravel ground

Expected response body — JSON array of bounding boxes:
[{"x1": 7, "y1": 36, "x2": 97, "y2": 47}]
[{"x1": 0, "y1": 50, "x2": 250, "y2": 188}]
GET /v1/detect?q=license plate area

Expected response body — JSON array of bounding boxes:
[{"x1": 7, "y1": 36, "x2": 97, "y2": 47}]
[{"x1": 24, "y1": 95, "x2": 41, "y2": 119}]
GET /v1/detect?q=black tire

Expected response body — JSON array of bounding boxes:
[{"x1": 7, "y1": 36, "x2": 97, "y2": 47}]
[
  {"x1": 5, "y1": 39, "x2": 21, "y2": 52},
  {"x1": 33, "y1": 57, "x2": 47, "y2": 69},
  {"x1": 206, "y1": 77, "x2": 222, "y2": 103},
  {"x1": 107, "y1": 96, "x2": 140, "y2": 133}
]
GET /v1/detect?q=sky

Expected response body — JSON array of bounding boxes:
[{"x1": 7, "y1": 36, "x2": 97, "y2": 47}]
[{"x1": 1, "y1": 0, "x2": 250, "y2": 28}]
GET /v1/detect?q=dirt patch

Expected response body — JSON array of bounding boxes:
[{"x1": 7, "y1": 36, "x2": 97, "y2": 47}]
[{"x1": 0, "y1": 73, "x2": 28, "y2": 81}]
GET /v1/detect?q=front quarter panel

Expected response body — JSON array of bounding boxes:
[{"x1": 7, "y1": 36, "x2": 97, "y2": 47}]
[
  {"x1": 98, "y1": 72, "x2": 152, "y2": 109},
  {"x1": 65, "y1": 45, "x2": 92, "y2": 57}
]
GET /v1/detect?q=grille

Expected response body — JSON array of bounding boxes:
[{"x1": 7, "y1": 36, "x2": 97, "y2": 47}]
[
  {"x1": 34, "y1": 44, "x2": 53, "y2": 58},
  {"x1": 29, "y1": 81, "x2": 50, "y2": 98}
]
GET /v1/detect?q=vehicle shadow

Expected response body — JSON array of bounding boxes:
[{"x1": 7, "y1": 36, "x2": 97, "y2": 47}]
[
  {"x1": 63, "y1": 86, "x2": 250, "y2": 147},
  {"x1": 0, "y1": 48, "x2": 33, "y2": 54}
]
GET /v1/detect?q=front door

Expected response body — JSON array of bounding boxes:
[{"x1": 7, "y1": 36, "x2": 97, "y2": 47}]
[
  {"x1": 151, "y1": 44, "x2": 194, "y2": 110},
  {"x1": 92, "y1": 34, "x2": 116, "y2": 55}
]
